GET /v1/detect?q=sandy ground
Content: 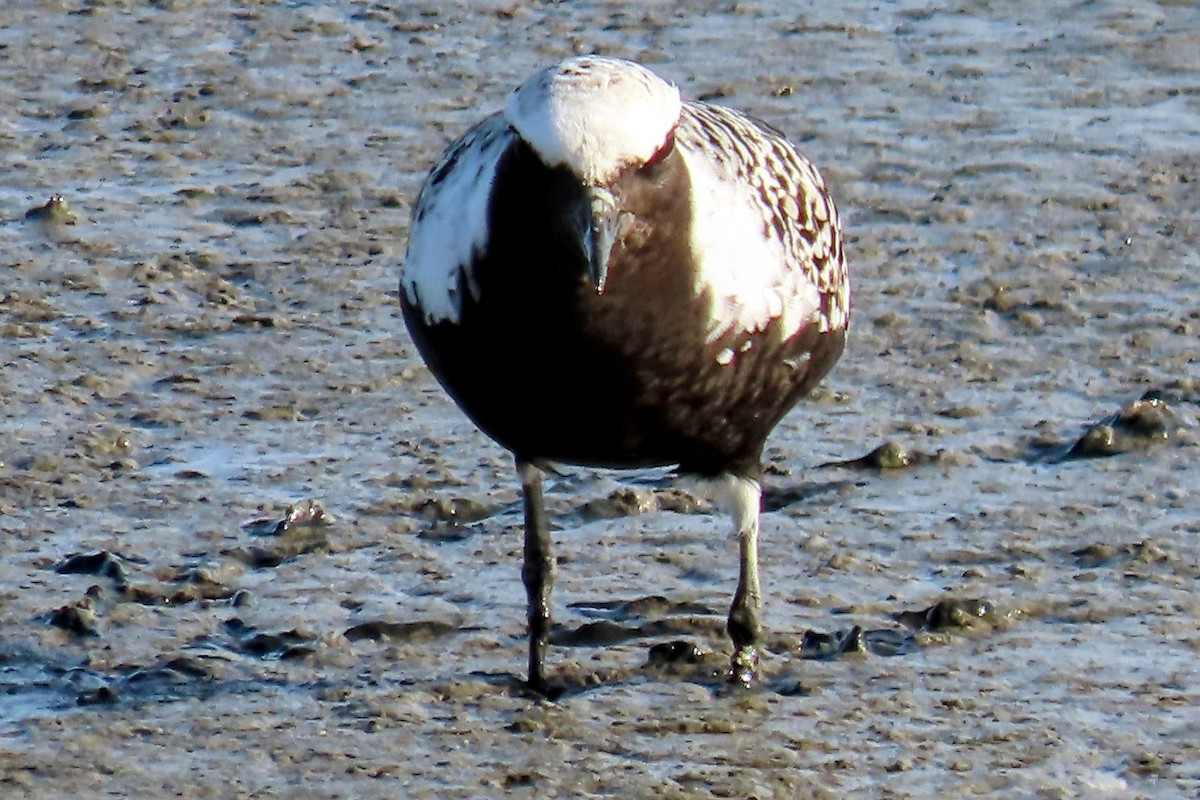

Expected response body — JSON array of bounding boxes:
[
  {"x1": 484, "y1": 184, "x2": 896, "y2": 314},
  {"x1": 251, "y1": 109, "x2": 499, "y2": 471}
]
[{"x1": 2, "y1": 0, "x2": 1200, "y2": 797}]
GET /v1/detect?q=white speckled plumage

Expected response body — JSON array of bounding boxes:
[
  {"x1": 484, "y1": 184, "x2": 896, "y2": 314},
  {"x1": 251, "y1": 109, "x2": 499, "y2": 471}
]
[{"x1": 676, "y1": 102, "x2": 848, "y2": 345}]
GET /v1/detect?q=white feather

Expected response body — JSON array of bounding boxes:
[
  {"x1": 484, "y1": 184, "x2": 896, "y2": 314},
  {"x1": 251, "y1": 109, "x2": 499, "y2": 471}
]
[
  {"x1": 401, "y1": 114, "x2": 513, "y2": 325},
  {"x1": 676, "y1": 104, "x2": 832, "y2": 346},
  {"x1": 504, "y1": 56, "x2": 681, "y2": 185},
  {"x1": 698, "y1": 473, "x2": 762, "y2": 537}
]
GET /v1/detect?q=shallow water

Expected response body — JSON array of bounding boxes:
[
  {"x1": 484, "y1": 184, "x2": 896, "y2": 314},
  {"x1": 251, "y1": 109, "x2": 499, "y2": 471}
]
[{"x1": 2, "y1": 0, "x2": 1199, "y2": 797}]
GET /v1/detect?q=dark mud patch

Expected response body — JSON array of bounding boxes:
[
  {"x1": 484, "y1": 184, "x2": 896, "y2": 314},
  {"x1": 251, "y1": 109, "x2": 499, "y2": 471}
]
[
  {"x1": 74, "y1": 654, "x2": 224, "y2": 708},
  {"x1": 344, "y1": 618, "x2": 459, "y2": 644},
  {"x1": 23, "y1": 194, "x2": 76, "y2": 225},
  {"x1": 550, "y1": 616, "x2": 725, "y2": 648},
  {"x1": 48, "y1": 596, "x2": 100, "y2": 637},
  {"x1": 800, "y1": 597, "x2": 1006, "y2": 659},
  {"x1": 760, "y1": 478, "x2": 859, "y2": 512},
  {"x1": 231, "y1": 499, "x2": 335, "y2": 567},
  {"x1": 1, "y1": 647, "x2": 230, "y2": 719},
  {"x1": 220, "y1": 617, "x2": 317, "y2": 660},
  {"x1": 54, "y1": 550, "x2": 141, "y2": 586},
  {"x1": 819, "y1": 439, "x2": 948, "y2": 471},
  {"x1": 1031, "y1": 392, "x2": 1197, "y2": 462},
  {"x1": 241, "y1": 498, "x2": 333, "y2": 537},
  {"x1": 1069, "y1": 539, "x2": 1171, "y2": 570},
  {"x1": 555, "y1": 595, "x2": 724, "y2": 647},
  {"x1": 579, "y1": 486, "x2": 706, "y2": 521}
]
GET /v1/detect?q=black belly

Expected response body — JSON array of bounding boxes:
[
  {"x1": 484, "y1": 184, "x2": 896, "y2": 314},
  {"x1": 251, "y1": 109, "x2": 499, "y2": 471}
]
[{"x1": 401, "y1": 276, "x2": 843, "y2": 478}]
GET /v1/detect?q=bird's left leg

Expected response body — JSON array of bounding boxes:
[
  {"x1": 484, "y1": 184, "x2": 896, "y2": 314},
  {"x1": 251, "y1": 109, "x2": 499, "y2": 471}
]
[
  {"x1": 517, "y1": 459, "x2": 555, "y2": 694},
  {"x1": 723, "y1": 475, "x2": 763, "y2": 687}
]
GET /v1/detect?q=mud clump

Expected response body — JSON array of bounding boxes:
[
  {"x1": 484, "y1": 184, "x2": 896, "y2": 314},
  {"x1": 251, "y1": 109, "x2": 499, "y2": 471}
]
[
  {"x1": 895, "y1": 598, "x2": 998, "y2": 632},
  {"x1": 164, "y1": 564, "x2": 243, "y2": 604},
  {"x1": 49, "y1": 597, "x2": 99, "y2": 637},
  {"x1": 821, "y1": 440, "x2": 945, "y2": 470},
  {"x1": 76, "y1": 684, "x2": 119, "y2": 706},
  {"x1": 571, "y1": 595, "x2": 716, "y2": 620},
  {"x1": 555, "y1": 595, "x2": 724, "y2": 649},
  {"x1": 646, "y1": 639, "x2": 708, "y2": 667},
  {"x1": 233, "y1": 499, "x2": 334, "y2": 566},
  {"x1": 344, "y1": 619, "x2": 458, "y2": 643},
  {"x1": 551, "y1": 620, "x2": 639, "y2": 647},
  {"x1": 580, "y1": 487, "x2": 658, "y2": 520},
  {"x1": 78, "y1": 655, "x2": 224, "y2": 707},
  {"x1": 24, "y1": 194, "x2": 76, "y2": 225},
  {"x1": 801, "y1": 625, "x2": 899, "y2": 658},
  {"x1": 223, "y1": 618, "x2": 316, "y2": 660},
  {"x1": 1071, "y1": 539, "x2": 1170, "y2": 569},
  {"x1": 1058, "y1": 393, "x2": 1196, "y2": 460},
  {"x1": 551, "y1": 615, "x2": 722, "y2": 648},
  {"x1": 54, "y1": 550, "x2": 135, "y2": 586},
  {"x1": 579, "y1": 487, "x2": 705, "y2": 521},
  {"x1": 643, "y1": 640, "x2": 727, "y2": 681},
  {"x1": 801, "y1": 597, "x2": 1003, "y2": 659},
  {"x1": 406, "y1": 494, "x2": 497, "y2": 542},
  {"x1": 242, "y1": 498, "x2": 333, "y2": 536},
  {"x1": 413, "y1": 495, "x2": 493, "y2": 524}
]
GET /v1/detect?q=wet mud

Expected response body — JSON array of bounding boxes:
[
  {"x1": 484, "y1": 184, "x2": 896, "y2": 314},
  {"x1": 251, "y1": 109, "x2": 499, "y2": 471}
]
[{"x1": 3, "y1": 0, "x2": 1200, "y2": 798}]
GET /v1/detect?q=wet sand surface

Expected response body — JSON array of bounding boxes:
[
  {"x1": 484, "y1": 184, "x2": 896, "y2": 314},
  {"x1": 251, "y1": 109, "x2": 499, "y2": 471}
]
[{"x1": 2, "y1": 1, "x2": 1199, "y2": 797}]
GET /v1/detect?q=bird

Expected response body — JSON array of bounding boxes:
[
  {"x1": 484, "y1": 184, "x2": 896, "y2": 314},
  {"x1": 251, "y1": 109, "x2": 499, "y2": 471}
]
[{"x1": 399, "y1": 55, "x2": 849, "y2": 694}]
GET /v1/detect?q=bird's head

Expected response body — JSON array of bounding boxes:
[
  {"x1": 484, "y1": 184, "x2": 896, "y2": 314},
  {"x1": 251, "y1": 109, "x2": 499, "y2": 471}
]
[
  {"x1": 504, "y1": 55, "x2": 682, "y2": 186},
  {"x1": 504, "y1": 56, "x2": 682, "y2": 293}
]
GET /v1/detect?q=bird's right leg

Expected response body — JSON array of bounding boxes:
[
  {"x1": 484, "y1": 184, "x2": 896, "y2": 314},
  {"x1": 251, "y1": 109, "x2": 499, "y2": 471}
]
[
  {"x1": 722, "y1": 474, "x2": 763, "y2": 688},
  {"x1": 518, "y1": 459, "x2": 555, "y2": 694}
]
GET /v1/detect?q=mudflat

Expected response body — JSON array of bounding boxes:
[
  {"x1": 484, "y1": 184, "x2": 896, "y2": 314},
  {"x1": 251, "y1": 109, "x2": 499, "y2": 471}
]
[{"x1": 2, "y1": 1, "x2": 1198, "y2": 797}]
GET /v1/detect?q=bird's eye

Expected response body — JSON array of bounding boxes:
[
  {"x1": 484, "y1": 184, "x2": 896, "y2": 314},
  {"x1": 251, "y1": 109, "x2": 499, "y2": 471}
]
[{"x1": 639, "y1": 131, "x2": 675, "y2": 175}]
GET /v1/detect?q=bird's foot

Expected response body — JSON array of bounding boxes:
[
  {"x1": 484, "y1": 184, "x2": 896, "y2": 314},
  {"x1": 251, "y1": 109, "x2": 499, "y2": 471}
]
[
  {"x1": 727, "y1": 645, "x2": 759, "y2": 689},
  {"x1": 520, "y1": 666, "x2": 566, "y2": 700}
]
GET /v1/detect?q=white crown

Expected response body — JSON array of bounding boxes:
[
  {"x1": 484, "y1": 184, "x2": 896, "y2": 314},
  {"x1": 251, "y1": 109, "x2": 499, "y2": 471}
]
[{"x1": 504, "y1": 56, "x2": 682, "y2": 185}]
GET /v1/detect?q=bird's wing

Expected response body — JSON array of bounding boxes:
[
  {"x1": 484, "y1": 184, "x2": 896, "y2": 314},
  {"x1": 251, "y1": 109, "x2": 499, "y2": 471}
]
[
  {"x1": 402, "y1": 113, "x2": 516, "y2": 325},
  {"x1": 674, "y1": 102, "x2": 848, "y2": 343}
]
